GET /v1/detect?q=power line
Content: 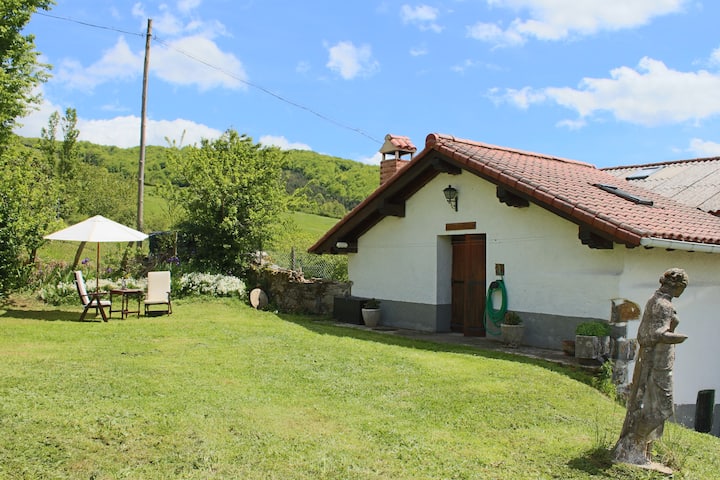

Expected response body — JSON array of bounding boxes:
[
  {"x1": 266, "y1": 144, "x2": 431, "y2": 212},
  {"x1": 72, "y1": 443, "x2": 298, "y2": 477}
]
[
  {"x1": 152, "y1": 37, "x2": 382, "y2": 144},
  {"x1": 36, "y1": 12, "x2": 145, "y2": 37},
  {"x1": 34, "y1": 11, "x2": 383, "y2": 145}
]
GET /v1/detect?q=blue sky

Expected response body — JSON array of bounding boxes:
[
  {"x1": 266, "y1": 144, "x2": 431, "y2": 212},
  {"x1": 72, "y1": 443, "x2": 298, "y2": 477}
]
[{"x1": 17, "y1": 0, "x2": 720, "y2": 167}]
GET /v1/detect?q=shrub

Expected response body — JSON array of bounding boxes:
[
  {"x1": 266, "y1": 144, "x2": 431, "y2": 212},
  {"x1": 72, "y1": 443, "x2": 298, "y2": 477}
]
[
  {"x1": 363, "y1": 298, "x2": 380, "y2": 309},
  {"x1": 178, "y1": 272, "x2": 246, "y2": 298},
  {"x1": 592, "y1": 360, "x2": 617, "y2": 401},
  {"x1": 503, "y1": 311, "x2": 522, "y2": 325},
  {"x1": 576, "y1": 321, "x2": 611, "y2": 337}
]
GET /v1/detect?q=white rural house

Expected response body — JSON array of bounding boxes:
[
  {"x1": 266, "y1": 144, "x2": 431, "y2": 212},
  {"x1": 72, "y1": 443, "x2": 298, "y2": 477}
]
[{"x1": 310, "y1": 133, "x2": 720, "y2": 434}]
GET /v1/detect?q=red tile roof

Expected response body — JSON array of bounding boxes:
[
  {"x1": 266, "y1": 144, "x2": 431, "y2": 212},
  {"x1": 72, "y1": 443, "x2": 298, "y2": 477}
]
[
  {"x1": 309, "y1": 134, "x2": 720, "y2": 254},
  {"x1": 380, "y1": 134, "x2": 417, "y2": 154}
]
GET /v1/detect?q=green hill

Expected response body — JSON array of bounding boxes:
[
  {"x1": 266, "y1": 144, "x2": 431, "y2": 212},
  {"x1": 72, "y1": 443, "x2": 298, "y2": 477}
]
[{"x1": 20, "y1": 137, "x2": 379, "y2": 222}]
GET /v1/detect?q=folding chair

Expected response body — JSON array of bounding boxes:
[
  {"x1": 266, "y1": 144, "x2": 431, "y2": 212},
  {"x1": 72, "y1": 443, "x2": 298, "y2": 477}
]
[
  {"x1": 74, "y1": 270, "x2": 110, "y2": 322},
  {"x1": 144, "y1": 271, "x2": 172, "y2": 316}
]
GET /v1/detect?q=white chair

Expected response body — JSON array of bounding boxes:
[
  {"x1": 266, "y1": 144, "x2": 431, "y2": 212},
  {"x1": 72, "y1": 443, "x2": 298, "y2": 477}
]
[
  {"x1": 144, "y1": 271, "x2": 172, "y2": 316},
  {"x1": 74, "y1": 270, "x2": 110, "y2": 322}
]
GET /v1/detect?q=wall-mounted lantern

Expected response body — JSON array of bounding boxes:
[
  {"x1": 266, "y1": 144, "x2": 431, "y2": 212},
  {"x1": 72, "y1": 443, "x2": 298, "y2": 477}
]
[{"x1": 443, "y1": 185, "x2": 458, "y2": 211}]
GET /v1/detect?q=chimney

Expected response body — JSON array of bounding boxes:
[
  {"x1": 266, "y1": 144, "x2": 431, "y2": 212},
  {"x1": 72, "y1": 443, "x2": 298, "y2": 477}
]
[{"x1": 379, "y1": 134, "x2": 416, "y2": 185}]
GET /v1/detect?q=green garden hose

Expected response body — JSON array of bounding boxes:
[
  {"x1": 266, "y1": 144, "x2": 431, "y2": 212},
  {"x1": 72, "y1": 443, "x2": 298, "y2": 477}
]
[{"x1": 484, "y1": 279, "x2": 508, "y2": 335}]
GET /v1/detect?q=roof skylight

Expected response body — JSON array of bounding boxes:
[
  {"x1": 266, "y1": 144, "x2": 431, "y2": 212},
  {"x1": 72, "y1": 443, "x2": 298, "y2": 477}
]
[
  {"x1": 593, "y1": 183, "x2": 654, "y2": 206},
  {"x1": 625, "y1": 166, "x2": 663, "y2": 180}
]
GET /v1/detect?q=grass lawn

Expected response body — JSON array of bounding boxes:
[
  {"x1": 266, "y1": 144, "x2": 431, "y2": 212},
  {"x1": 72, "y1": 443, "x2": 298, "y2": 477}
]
[{"x1": 1, "y1": 296, "x2": 718, "y2": 479}]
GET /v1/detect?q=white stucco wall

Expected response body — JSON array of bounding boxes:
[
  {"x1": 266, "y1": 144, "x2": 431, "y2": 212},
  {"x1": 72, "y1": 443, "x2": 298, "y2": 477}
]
[{"x1": 351, "y1": 171, "x2": 626, "y2": 320}]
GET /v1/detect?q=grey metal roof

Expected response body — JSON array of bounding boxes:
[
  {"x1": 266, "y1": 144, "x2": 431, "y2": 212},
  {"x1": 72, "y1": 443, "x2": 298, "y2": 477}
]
[{"x1": 604, "y1": 157, "x2": 720, "y2": 214}]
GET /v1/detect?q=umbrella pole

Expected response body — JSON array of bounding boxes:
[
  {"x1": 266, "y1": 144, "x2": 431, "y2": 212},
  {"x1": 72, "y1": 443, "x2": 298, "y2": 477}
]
[{"x1": 96, "y1": 243, "x2": 100, "y2": 293}]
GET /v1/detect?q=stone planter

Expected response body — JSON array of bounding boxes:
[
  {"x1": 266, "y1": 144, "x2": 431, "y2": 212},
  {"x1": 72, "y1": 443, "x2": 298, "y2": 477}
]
[
  {"x1": 500, "y1": 324, "x2": 524, "y2": 347},
  {"x1": 361, "y1": 308, "x2": 381, "y2": 328},
  {"x1": 575, "y1": 335, "x2": 610, "y2": 364}
]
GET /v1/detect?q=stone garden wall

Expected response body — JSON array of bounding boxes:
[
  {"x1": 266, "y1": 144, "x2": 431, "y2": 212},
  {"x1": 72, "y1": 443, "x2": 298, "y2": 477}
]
[{"x1": 248, "y1": 267, "x2": 351, "y2": 315}]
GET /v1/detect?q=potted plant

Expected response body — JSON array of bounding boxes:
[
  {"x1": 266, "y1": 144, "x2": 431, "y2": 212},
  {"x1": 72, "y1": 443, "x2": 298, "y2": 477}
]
[
  {"x1": 361, "y1": 298, "x2": 381, "y2": 328},
  {"x1": 500, "y1": 311, "x2": 524, "y2": 347},
  {"x1": 575, "y1": 321, "x2": 611, "y2": 365}
]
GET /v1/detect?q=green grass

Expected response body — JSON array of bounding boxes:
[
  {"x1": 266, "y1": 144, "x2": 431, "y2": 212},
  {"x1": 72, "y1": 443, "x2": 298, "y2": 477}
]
[
  {"x1": 1, "y1": 296, "x2": 718, "y2": 479},
  {"x1": 290, "y1": 211, "x2": 340, "y2": 238}
]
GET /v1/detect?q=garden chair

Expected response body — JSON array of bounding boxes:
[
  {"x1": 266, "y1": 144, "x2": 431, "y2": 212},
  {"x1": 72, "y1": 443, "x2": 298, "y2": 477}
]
[
  {"x1": 74, "y1": 270, "x2": 110, "y2": 322},
  {"x1": 144, "y1": 271, "x2": 172, "y2": 316}
]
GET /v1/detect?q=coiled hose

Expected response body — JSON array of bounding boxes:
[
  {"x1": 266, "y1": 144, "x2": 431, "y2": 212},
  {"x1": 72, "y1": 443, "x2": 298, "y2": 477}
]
[{"x1": 484, "y1": 279, "x2": 508, "y2": 335}]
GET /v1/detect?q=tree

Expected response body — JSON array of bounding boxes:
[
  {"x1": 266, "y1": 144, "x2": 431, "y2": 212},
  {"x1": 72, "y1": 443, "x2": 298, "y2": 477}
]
[
  {"x1": 0, "y1": 143, "x2": 60, "y2": 296},
  {"x1": 40, "y1": 110, "x2": 59, "y2": 162},
  {"x1": 171, "y1": 129, "x2": 287, "y2": 274},
  {"x1": 59, "y1": 107, "x2": 79, "y2": 176},
  {"x1": 0, "y1": 0, "x2": 54, "y2": 149}
]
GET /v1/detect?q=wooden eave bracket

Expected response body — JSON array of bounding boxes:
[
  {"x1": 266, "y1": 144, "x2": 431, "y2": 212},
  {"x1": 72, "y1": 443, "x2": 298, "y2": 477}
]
[
  {"x1": 431, "y1": 157, "x2": 462, "y2": 175},
  {"x1": 378, "y1": 200, "x2": 405, "y2": 217},
  {"x1": 578, "y1": 226, "x2": 614, "y2": 249},
  {"x1": 497, "y1": 186, "x2": 529, "y2": 208}
]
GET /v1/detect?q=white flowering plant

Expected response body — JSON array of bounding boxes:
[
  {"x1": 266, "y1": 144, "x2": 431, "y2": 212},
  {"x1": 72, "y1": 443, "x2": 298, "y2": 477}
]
[{"x1": 178, "y1": 272, "x2": 246, "y2": 297}]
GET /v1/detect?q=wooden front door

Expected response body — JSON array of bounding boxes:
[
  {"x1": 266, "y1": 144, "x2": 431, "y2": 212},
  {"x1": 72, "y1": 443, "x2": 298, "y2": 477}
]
[{"x1": 451, "y1": 234, "x2": 487, "y2": 336}]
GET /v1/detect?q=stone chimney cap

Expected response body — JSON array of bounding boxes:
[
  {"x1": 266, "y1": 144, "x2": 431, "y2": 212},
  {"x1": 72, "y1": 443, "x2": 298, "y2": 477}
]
[{"x1": 379, "y1": 134, "x2": 416, "y2": 154}]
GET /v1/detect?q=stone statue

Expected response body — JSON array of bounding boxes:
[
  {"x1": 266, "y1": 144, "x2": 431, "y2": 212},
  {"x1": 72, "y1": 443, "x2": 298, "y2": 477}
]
[{"x1": 612, "y1": 268, "x2": 689, "y2": 470}]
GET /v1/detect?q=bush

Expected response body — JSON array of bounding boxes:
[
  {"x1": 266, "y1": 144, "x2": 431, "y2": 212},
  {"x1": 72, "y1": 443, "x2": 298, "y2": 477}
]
[
  {"x1": 178, "y1": 272, "x2": 245, "y2": 298},
  {"x1": 576, "y1": 321, "x2": 611, "y2": 337},
  {"x1": 503, "y1": 311, "x2": 522, "y2": 325},
  {"x1": 592, "y1": 360, "x2": 617, "y2": 400}
]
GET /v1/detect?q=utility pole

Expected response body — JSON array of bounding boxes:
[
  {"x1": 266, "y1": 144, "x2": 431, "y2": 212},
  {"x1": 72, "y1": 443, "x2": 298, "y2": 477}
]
[{"x1": 137, "y1": 18, "x2": 152, "y2": 236}]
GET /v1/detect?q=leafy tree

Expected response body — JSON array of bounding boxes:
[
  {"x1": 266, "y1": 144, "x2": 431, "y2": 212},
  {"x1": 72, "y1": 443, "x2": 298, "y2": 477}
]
[
  {"x1": 0, "y1": 142, "x2": 60, "y2": 295},
  {"x1": 72, "y1": 163, "x2": 136, "y2": 225},
  {"x1": 0, "y1": 0, "x2": 54, "y2": 149},
  {"x1": 59, "y1": 107, "x2": 79, "y2": 176},
  {"x1": 170, "y1": 130, "x2": 287, "y2": 274},
  {"x1": 40, "y1": 110, "x2": 59, "y2": 162}
]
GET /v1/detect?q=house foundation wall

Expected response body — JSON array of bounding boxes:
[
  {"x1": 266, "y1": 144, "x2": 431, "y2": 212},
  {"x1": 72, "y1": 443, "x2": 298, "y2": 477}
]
[
  {"x1": 379, "y1": 300, "x2": 449, "y2": 332},
  {"x1": 514, "y1": 311, "x2": 611, "y2": 350},
  {"x1": 675, "y1": 403, "x2": 720, "y2": 437}
]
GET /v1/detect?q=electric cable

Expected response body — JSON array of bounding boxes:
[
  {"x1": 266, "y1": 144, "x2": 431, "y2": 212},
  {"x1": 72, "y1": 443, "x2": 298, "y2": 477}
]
[{"x1": 34, "y1": 11, "x2": 382, "y2": 146}]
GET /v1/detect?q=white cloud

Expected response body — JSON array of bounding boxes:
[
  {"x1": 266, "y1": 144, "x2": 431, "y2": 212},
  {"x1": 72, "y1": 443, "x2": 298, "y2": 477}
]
[
  {"x1": 80, "y1": 116, "x2": 223, "y2": 147},
  {"x1": 495, "y1": 56, "x2": 720, "y2": 126},
  {"x1": 409, "y1": 46, "x2": 428, "y2": 57},
  {"x1": 55, "y1": 33, "x2": 246, "y2": 92},
  {"x1": 326, "y1": 41, "x2": 379, "y2": 80},
  {"x1": 556, "y1": 118, "x2": 586, "y2": 130},
  {"x1": 400, "y1": 4, "x2": 443, "y2": 33},
  {"x1": 688, "y1": 138, "x2": 720, "y2": 158},
  {"x1": 54, "y1": 2, "x2": 242, "y2": 93},
  {"x1": 467, "y1": 22, "x2": 524, "y2": 46},
  {"x1": 495, "y1": 86, "x2": 546, "y2": 109},
  {"x1": 13, "y1": 90, "x2": 62, "y2": 138},
  {"x1": 258, "y1": 135, "x2": 311, "y2": 151},
  {"x1": 15, "y1": 92, "x2": 222, "y2": 148},
  {"x1": 56, "y1": 37, "x2": 143, "y2": 90},
  {"x1": 356, "y1": 152, "x2": 383, "y2": 165},
  {"x1": 710, "y1": 47, "x2": 720, "y2": 66},
  {"x1": 469, "y1": 0, "x2": 689, "y2": 45},
  {"x1": 451, "y1": 59, "x2": 491, "y2": 74},
  {"x1": 178, "y1": 0, "x2": 202, "y2": 14},
  {"x1": 154, "y1": 35, "x2": 247, "y2": 90}
]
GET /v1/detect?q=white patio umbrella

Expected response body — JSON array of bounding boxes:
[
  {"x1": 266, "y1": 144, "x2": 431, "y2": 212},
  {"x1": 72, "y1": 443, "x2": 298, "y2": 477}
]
[{"x1": 44, "y1": 215, "x2": 148, "y2": 291}]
